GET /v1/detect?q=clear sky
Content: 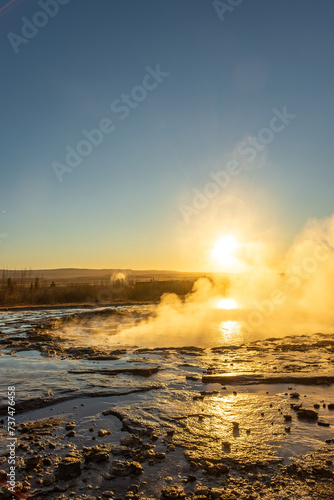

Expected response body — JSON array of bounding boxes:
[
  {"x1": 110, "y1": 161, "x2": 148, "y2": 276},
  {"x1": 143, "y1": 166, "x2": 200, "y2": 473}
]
[{"x1": 1, "y1": 0, "x2": 333, "y2": 271}]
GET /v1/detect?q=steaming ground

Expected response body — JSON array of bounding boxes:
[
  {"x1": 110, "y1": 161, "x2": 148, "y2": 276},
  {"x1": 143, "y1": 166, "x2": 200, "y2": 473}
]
[
  {"x1": 2, "y1": 215, "x2": 334, "y2": 497},
  {"x1": 1, "y1": 306, "x2": 334, "y2": 499}
]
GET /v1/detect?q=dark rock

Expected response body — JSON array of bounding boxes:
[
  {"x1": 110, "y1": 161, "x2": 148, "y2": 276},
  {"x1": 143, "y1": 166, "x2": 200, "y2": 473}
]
[
  {"x1": 42, "y1": 474, "x2": 55, "y2": 486},
  {"x1": 290, "y1": 403, "x2": 302, "y2": 410},
  {"x1": 222, "y1": 441, "x2": 231, "y2": 450},
  {"x1": 161, "y1": 485, "x2": 186, "y2": 498},
  {"x1": 328, "y1": 403, "x2": 334, "y2": 410},
  {"x1": 83, "y1": 445, "x2": 110, "y2": 463},
  {"x1": 25, "y1": 456, "x2": 42, "y2": 470},
  {"x1": 312, "y1": 466, "x2": 333, "y2": 478},
  {"x1": 56, "y1": 455, "x2": 81, "y2": 480},
  {"x1": 318, "y1": 421, "x2": 330, "y2": 427},
  {"x1": 98, "y1": 429, "x2": 111, "y2": 437},
  {"x1": 193, "y1": 395, "x2": 204, "y2": 401},
  {"x1": 297, "y1": 409, "x2": 318, "y2": 420},
  {"x1": 120, "y1": 434, "x2": 142, "y2": 448},
  {"x1": 65, "y1": 421, "x2": 75, "y2": 430},
  {"x1": 110, "y1": 460, "x2": 143, "y2": 476},
  {"x1": 204, "y1": 462, "x2": 229, "y2": 475},
  {"x1": 194, "y1": 486, "x2": 210, "y2": 496}
]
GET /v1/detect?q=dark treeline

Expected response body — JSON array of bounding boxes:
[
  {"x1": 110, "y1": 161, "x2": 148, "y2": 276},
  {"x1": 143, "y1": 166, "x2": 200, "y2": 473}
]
[{"x1": 0, "y1": 269, "x2": 196, "y2": 306}]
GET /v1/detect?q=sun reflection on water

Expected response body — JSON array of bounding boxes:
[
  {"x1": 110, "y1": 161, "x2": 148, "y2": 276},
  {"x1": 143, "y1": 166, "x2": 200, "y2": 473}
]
[{"x1": 219, "y1": 320, "x2": 243, "y2": 343}]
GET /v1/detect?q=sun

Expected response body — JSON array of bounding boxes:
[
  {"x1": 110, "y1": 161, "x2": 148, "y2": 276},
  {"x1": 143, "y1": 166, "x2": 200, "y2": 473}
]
[
  {"x1": 211, "y1": 235, "x2": 239, "y2": 270},
  {"x1": 216, "y1": 298, "x2": 238, "y2": 309}
]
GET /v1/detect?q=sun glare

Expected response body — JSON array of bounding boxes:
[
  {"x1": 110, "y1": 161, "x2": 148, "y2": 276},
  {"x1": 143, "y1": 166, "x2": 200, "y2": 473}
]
[
  {"x1": 211, "y1": 235, "x2": 239, "y2": 270},
  {"x1": 217, "y1": 298, "x2": 238, "y2": 309}
]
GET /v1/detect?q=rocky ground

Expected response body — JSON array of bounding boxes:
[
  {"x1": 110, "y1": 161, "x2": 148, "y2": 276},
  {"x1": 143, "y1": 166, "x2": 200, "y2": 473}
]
[{"x1": 1, "y1": 307, "x2": 334, "y2": 499}]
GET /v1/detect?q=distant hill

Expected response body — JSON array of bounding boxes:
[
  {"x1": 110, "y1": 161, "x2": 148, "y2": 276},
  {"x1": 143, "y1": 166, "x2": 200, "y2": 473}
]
[{"x1": 1, "y1": 268, "x2": 217, "y2": 284}]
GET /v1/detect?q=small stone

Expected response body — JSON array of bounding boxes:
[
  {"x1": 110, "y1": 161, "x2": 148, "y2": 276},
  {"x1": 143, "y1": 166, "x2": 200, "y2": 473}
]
[
  {"x1": 110, "y1": 460, "x2": 143, "y2": 476},
  {"x1": 66, "y1": 430, "x2": 76, "y2": 438},
  {"x1": 161, "y1": 485, "x2": 186, "y2": 498},
  {"x1": 284, "y1": 415, "x2": 292, "y2": 421},
  {"x1": 101, "y1": 491, "x2": 114, "y2": 499},
  {"x1": 65, "y1": 422, "x2": 76, "y2": 431},
  {"x1": 98, "y1": 429, "x2": 111, "y2": 438}
]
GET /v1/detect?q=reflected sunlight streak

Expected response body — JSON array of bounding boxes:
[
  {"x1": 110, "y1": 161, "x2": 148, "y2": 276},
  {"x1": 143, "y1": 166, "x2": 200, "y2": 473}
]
[{"x1": 219, "y1": 320, "x2": 242, "y2": 343}]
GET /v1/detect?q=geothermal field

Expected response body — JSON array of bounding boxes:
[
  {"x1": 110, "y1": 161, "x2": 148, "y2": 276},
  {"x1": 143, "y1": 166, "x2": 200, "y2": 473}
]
[{"x1": 1, "y1": 298, "x2": 334, "y2": 500}]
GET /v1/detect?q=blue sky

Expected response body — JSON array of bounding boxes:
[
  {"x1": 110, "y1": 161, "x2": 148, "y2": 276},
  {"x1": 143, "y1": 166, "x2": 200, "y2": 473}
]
[{"x1": 1, "y1": 0, "x2": 334, "y2": 270}]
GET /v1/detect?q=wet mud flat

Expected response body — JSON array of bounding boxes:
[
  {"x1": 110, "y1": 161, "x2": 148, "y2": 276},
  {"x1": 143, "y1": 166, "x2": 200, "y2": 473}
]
[{"x1": 1, "y1": 308, "x2": 334, "y2": 499}]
